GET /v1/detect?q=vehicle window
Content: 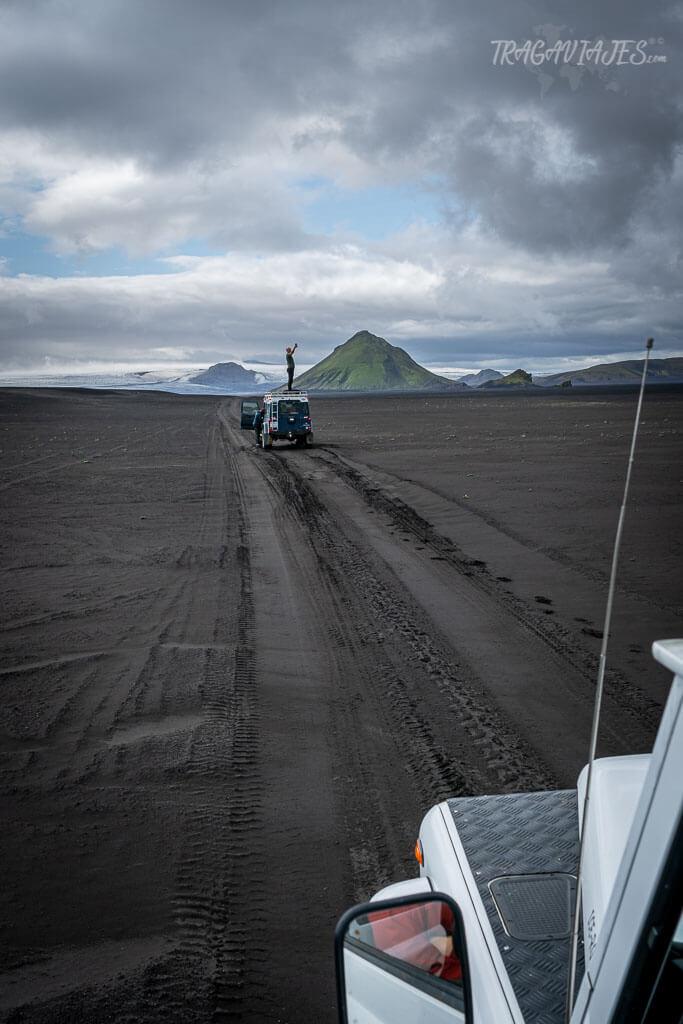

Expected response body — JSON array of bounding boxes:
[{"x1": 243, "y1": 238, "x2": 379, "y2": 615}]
[{"x1": 278, "y1": 401, "x2": 309, "y2": 415}]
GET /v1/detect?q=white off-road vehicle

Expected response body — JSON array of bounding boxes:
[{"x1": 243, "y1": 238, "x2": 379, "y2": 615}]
[{"x1": 335, "y1": 638, "x2": 683, "y2": 1024}]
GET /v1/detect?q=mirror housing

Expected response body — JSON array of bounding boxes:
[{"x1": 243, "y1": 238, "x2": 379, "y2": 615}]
[{"x1": 335, "y1": 892, "x2": 472, "y2": 1023}]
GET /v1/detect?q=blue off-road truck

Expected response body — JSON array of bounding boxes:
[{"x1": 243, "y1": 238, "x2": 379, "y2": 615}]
[{"x1": 241, "y1": 391, "x2": 314, "y2": 449}]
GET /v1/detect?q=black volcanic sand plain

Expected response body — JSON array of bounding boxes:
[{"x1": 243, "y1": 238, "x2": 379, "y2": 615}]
[{"x1": 0, "y1": 385, "x2": 681, "y2": 1023}]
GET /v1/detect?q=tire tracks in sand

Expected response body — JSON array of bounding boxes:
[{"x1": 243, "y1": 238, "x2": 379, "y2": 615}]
[
  {"x1": 1, "y1": 393, "x2": 667, "y2": 1024},
  {"x1": 213, "y1": 400, "x2": 572, "y2": 1020}
]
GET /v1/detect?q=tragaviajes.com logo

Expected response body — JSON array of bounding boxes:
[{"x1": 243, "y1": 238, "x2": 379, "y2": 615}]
[
  {"x1": 491, "y1": 38, "x2": 667, "y2": 67},
  {"x1": 490, "y1": 31, "x2": 667, "y2": 94}
]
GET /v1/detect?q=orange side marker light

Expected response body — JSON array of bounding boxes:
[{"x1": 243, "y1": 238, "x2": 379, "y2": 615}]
[{"x1": 414, "y1": 839, "x2": 424, "y2": 866}]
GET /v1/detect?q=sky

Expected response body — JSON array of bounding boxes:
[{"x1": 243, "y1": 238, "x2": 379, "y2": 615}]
[{"x1": 0, "y1": 0, "x2": 681, "y2": 377}]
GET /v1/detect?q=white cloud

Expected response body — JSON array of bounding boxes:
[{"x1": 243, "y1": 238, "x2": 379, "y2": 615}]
[
  {"x1": 17, "y1": 151, "x2": 311, "y2": 258},
  {"x1": 143, "y1": 347, "x2": 195, "y2": 363},
  {"x1": 1, "y1": 219, "x2": 675, "y2": 372},
  {"x1": 350, "y1": 26, "x2": 452, "y2": 71}
]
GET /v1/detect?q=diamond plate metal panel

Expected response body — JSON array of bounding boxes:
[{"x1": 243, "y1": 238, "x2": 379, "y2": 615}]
[{"x1": 447, "y1": 790, "x2": 584, "y2": 1023}]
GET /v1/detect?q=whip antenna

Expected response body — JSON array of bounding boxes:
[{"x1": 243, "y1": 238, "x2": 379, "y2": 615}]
[{"x1": 565, "y1": 337, "x2": 654, "y2": 1021}]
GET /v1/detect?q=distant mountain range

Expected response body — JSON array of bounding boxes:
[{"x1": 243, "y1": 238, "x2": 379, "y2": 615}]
[
  {"x1": 534, "y1": 357, "x2": 683, "y2": 387},
  {"x1": 293, "y1": 331, "x2": 466, "y2": 392},
  {"x1": 126, "y1": 346, "x2": 683, "y2": 397},
  {"x1": 457, "y1": 358, "x2": 683, "y2": 388}
]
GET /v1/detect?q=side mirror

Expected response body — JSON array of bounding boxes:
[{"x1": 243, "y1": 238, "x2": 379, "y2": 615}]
[{"x1": 335, "y1": 892, "x2": 472, "y2": 1023}]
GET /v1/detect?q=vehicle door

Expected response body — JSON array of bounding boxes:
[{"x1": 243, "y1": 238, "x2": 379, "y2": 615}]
[
  {"x1": 279, "y1": 399, "x2": 301, "y2": 428},
  {"x1": 240, "y1": 400, "x2": 259, "y2": 429}
]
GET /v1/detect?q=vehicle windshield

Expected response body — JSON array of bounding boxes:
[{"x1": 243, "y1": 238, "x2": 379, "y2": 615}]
[{"x1": 644, "y1": 907, "x2": 683, "y2": 1022}]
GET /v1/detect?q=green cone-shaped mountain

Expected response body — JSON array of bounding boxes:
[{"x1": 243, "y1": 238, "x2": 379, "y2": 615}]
[{"x1": 294, "y1": 331, "x2": 464, "y2": 392}]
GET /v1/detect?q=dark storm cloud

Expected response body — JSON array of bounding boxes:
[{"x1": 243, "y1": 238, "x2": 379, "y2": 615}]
[
  {"x1": 1, "y1": 0, "x2": 680, "y2": 251},
  {"x1": 330, "y1": 0, "x2": 683, "y2": 255},
  {"x1": 446, "y1": 79, "x2": 682, "y2": 254},
  {"x1": 0, "y1": 0, "x2": 353, "y2": 165}
]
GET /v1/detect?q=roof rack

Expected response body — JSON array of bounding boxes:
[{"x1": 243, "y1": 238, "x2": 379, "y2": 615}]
[{"x1": 263, "y1": 390, "x2": 309, "y2": 400}]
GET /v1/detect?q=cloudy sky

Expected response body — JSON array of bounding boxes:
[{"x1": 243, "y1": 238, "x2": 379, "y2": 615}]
[{"x1": 0, "y1": 0, "x2": 681, "y2": 376}]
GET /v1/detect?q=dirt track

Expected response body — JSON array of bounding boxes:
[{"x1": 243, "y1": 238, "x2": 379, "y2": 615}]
[{"x1": 0, "y1": 387, "x2": 680, "y2": 1022}]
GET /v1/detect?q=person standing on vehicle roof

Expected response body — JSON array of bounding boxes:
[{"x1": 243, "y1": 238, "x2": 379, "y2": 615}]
[{"x1": 286, "y1": 343, "x2": 298, "y2": 391}]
